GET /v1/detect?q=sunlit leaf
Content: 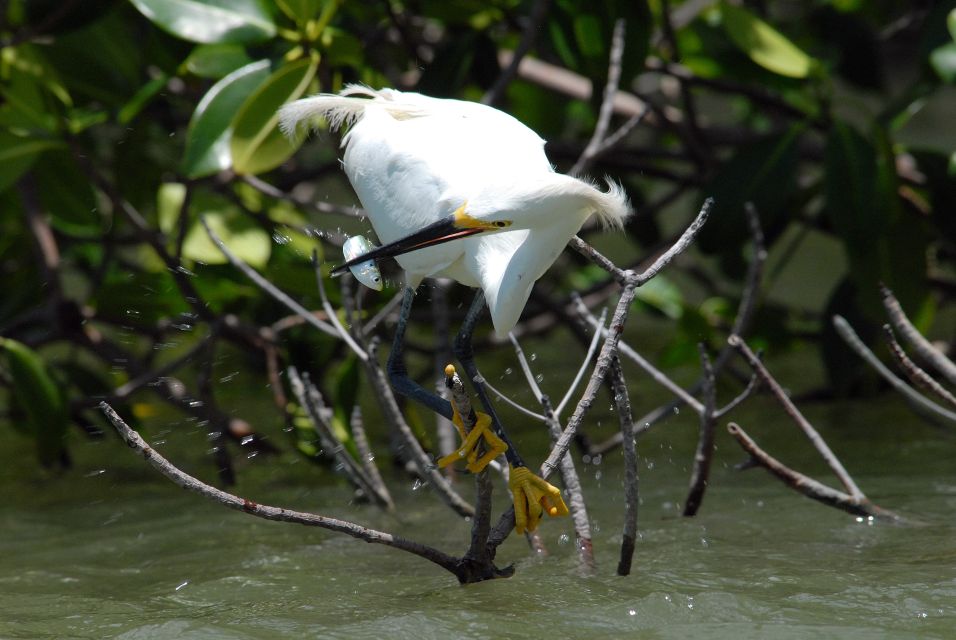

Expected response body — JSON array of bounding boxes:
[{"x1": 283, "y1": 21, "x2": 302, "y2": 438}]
[
  {"x1": 157, "y1": 182, "x2": 187, "y2": 235},
  {"x1": 182, "y1": 210, "x2": 271, "y2": 268},
  {"x1": 949, "y1": 8, "x2": 956, "y2": 42},
  {"x1": 930, "y1": 42, "x2": 956, "y2": 83},
  {"x1": 181, "y1": 59, "x2": 270, "y2": 178},
  {"x1": 183, "y1": 43, "x2": 254, "y2": 78},
  {"x1": 229, "y1": 56, "x2": 317, "y2": 175},
  {"x1": 128, "y1": 0, "x2": 276, "y2": 44},
  {"x1": 720, "y1": 3, "x2": 815, "y2": 78}
]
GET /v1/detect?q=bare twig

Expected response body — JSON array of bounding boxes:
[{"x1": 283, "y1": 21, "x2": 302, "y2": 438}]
[
  {"x1": 200, "y1": 216, "x2": 338, "y2": 338},
  {"x1": 349, "y1": 405, "x2": 392, "y2": 507},
  {"x1": 881, "y1": 285, "x2": 956, "y2": 386},
  {"x1": 608, "y1": 358, "x2": 638, "y2": 576},
  {"x1": 556, "y1": 307, "x2": 607, "y2": 417},
  {"x1": 729, "y1": 333, "x2": 866, "y2": 500},
  {"x1": 482, "y1": 0, "x2": 551, "y2": 107},
  {"x1": 833, "y1": 315, "x2": 956, "y2": 426},
  {"x1": 242, "y1": 174, "x2": 365, "y2": 219},
  {"x1": 570, "y1": 18, "x2": 626, "y2": 177},
  {"x1": 727, "y1": 422, "x2": 899, "y2": 521},
  {"x1": 883, "y1": 325, "x2": 956, "y2": 410},
  {"x1": 683, "y1": 345, "x2": 716, "y2": 517},
  {"x1": 100, "y1": 403, "x2": 464, "y2": 577},
  {"x1": 288, "y1": 367, "x2": 393, "y2": 510},
  {"x1": 312, "y1": 251, "x2": 369, "y2": 361},
  {"x1": 509, "y1": 333, "x2": 594, "y2": 569}
]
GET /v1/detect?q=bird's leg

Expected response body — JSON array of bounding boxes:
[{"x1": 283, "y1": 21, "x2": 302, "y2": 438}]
[
  {"x1": 387, "y1": 286, "x2": 454, "y2": 420},
  {"x1": 455, "y1": 290, "x2": 569, "y2": 534},
  {"x1": 453, "y1": 290, "x2": 526, "y2": 469}
]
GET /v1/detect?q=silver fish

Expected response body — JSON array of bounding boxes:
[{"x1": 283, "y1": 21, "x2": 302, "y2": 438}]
[{"x1": 342, "y1": 235, "x2": 383, "y2": 291}]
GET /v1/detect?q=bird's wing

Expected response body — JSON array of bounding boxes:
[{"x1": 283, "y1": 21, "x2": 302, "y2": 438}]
[{"x1": 466, "y1": 215, "x2": 584, "y2": 336}]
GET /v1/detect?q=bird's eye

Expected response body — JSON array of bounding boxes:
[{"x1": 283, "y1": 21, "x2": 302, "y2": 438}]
[{"x1": 494, "y1": 221, "x2": 507, "y2": 228}]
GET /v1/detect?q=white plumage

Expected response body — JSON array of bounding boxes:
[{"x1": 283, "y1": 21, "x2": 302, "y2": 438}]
[{"x1": 279, "y1": 85, "x2": 630, "y2": 335}]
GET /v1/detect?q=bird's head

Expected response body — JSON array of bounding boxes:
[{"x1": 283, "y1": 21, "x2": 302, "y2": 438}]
[{"x1": 330, "y1": 202, "x2": 512, "y2": 277}]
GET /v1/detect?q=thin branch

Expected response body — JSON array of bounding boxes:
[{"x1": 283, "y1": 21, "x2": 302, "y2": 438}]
[
  {"x1": 349, "y1": 405, "x2": 392, "y2": 507},
  {"x1": 727, "y1": 422, "x2": 899, "y2": 521},
  {"x1": 312, "y1": 251, "x2": 369, "y2": 361},
  {"x1": 683, "y1": 345, "x2": 716, "y2": 517},
  {"x1": 883, "y1": 325, "x2": 956, "y2": 410},
  {"x1": 508, "y1": 332, "x2": 595, "y2": 569},
  {"x1": 100, "y1": 403, "x2": 462, "y2": 576},
  {"x1": 288, "y1": 367, "x2": 392, "y2": 510},
  {"x1": 881, "y1": 284, "x2": 956, "y2": 386},
  {"x1": 200, "y1": 216, "x2": 338, "y2": 338},
  {"x1": 570, "y1": 18, "x2": 626, "y2": 177},
  {"x1": 608, "y1": 358, "x2": 638, "y2": 576},
  {"x1": 242, "y1": 174, "x2": 365, "y2": 219},
  {"x1": 555, "y1": 307, "x2": 607, "y2": 417},
  {"x1": 729, "y1": 333, "x2": 865, "y2": 500},
  {"x1": 482, "y1": 0, "x2": 551, "y2": 107},
  {"x1": 833, "y1": 315, "x2": 956, "y2": 425},
  {"x1": 483, "y1": 379, "x2": 548, "y2": 421}
]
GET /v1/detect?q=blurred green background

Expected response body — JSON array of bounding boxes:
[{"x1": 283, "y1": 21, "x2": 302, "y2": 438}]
[{"x1": 1, "y1": 0, "x2": 954, "y2": 477}]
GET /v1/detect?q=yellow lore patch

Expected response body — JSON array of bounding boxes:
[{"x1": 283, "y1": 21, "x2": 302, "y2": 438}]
[{"x1": 453, "y1": 202, "x2": 512, "y2": 231}]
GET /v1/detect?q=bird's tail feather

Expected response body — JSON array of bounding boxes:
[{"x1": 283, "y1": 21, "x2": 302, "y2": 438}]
[
  {"x1": 278, "y1": 84, "x2": 424, "y2": 140},
  {"x1": 592, "y1": 178, "x2": 631, "y2": 228}
]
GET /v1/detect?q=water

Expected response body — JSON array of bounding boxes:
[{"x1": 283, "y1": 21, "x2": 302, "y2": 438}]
[{"x1": 1, "y1": 393, "x2": 955, "y2": 639}]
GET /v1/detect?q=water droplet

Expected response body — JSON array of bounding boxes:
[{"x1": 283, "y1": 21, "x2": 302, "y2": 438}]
[
  {"x1": 535, "y1": 373, "x2": 544, "y2": 383},
  {"x1": 628, "y1": 609, "x2": 636, "y2": 617},
  {"x1": 272, "y1": 232, "x2": 291, "y2": 245},
  {"x1": 504, "y1": 367, "x2": 513, "y2": 375},
  {"x1": 530, "y1": 353, "x2": 537, "y2": 361},
  {"x1": 558, "y1": 534, "x2": 570, "y2": 545},
  {"x1": 673, "y1": 407, "x2": 680, "y2": 415},
  {"x1": 412, "y1": 479, "x2": 424, "y2": 491},
  {"x1": 240, "y1": 435, "x2": 254, "y2": 445},
  {"x1": 175, "y1": 581, "x2": 189, "y2": 591}
]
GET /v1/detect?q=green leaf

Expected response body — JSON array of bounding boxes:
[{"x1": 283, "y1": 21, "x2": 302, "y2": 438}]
[
  {"x1": 276, "y1": 0, "x2": 322, "y2": 25},
  {"x1": 949, "y1": 8, "x2": 956, "y2": 42},
  {"x1": 157, "y1": 182, "x2": 187, "y2": 235},
  {"x1": 182, "y1": 210, "x2": 271, "y2": 268},
  {"x1": 825, "y1": 122, "x2": 927, "y2": 316},
  {"x1": 183, "y1": 43, "x2": 254, "y2": 78},
  {"x1": 720, "y1": 3, "x2": 815, "y2": 78},
  {"x1": 229, "y1": 56, "x2": 317, "y2": 175},
  {"x1": 33, "y1": 152, "x2": 100, "y2": 233},
  {"x1": 118, "y1": 74, "x2": 169, "y2": 124},
  {"x1": 697, "y1": 127, "x2": 802, "y2": 271},
  {"x1": 0, "y1": 338, "x2": 70, "y2": 467},
  {"x1": 0, "y1": 133, "x2": 64, "y2": 194},
  {"x1": 128, "y1": 0, "x2": 276, "y2": 44},
  {"x1": 930, "y1": 42, "x2": 956, "y2": 83},
  {"x1": 181, "y1": 59, "x2": 270, "y2": 178}
]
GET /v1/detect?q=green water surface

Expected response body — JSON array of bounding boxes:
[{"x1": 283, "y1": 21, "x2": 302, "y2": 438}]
[{"x1": 1, "y1": 385, "x2": 954, "y2": 639}]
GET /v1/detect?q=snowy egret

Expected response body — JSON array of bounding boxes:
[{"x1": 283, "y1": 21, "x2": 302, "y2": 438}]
[{"x1": 280, "y1": 86, "x2": 628, "y2": 532}]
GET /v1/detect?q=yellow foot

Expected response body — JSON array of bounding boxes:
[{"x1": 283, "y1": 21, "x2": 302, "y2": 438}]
[
  {"x1": 436, "y1": 409, "x2": 508, "y2": 474},
  {"x1": 508, "y1": 465, "x2": 569, "y2": 534}
]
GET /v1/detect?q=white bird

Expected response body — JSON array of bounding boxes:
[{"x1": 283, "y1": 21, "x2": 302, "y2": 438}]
[
  {"x1": 279, "y1": 85, "x2": 630, "y2": 337},
  {"x1": 280, "y1": 86, "x2": 629, "y2": 533}
]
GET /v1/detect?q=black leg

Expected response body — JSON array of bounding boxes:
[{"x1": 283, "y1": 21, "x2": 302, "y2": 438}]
[
  {"x1": 387, "y1": 286, "x2": 454, "y2": 420},
  {"x1": 454, "y1": 290, "x2": 526, "y2": 468}
]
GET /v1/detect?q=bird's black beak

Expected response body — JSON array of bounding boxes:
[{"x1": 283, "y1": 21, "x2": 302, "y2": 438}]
[{"x1": 331, "y1": 206, "x2": 512, "y2": 276}]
